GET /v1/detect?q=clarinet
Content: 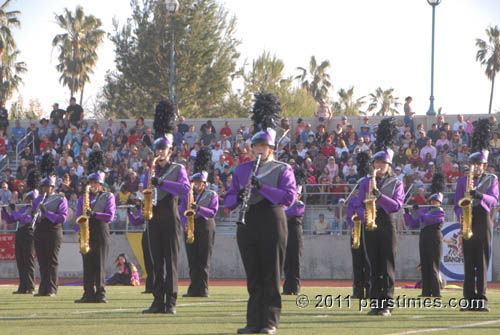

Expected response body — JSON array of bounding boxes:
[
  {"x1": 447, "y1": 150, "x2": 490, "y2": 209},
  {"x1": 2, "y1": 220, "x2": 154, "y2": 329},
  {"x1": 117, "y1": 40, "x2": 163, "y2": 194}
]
[
  {"x1": 31, "y1": 193, "x2": 47, "y2": 229},
  {"x1": 236, "y1": 154, "x2": 262, "y2": 225}
]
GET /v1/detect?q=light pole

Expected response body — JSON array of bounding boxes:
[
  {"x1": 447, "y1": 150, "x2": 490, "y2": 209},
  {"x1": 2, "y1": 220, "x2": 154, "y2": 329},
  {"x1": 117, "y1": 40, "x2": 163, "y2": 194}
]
[
  {"x1": 426, "y1": 0, "x2": 441, "y2": 116},
  {"x1": 166, "y1": 0, "x2": 179, "y2": 103}
]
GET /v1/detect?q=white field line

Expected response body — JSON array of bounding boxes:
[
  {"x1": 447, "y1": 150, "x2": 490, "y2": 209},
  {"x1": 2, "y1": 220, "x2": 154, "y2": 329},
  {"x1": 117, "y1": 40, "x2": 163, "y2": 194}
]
[
  {"x1": 0, "y1": 299, "x2": 247, "y2": 320},
  {"x1": 388, "y1": 318, "x2": 500, "y2": 335}
]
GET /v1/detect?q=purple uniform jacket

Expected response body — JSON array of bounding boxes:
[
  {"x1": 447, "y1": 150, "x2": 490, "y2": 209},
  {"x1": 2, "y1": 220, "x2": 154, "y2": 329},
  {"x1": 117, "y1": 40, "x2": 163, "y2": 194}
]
[
  {"x1": 346, "y1": 195, "x2": 360, "y2": 229},
  {"x1": 195, "y1": 190, "x2": 219, "y2": 220},
  {"x1": 404, "y1": 207, "x2": 445, "y2": 229},
  {"x1": 32, "y1": 194, "x2": 68, "y2": 225},
  {"x1": 354, "y1": 175, "x2": 404, "y2": 225},
  {"x1": 454, "y1": 174, "x2": 499, "y2": 218},
  {"x1": 224, "y1": 159, "x2": 297, "y2": 210},
  {"x1": 128, "y1": 210, "x2": 144, "y2": 226},
  {"x1": 145, "y1": 163, "x2": 190, "y2": 227},
  {"x1": 2, "y1": 206, "x2": 33, "y2": 226},
  {"x1": 285, "y1": 200, "x2": 305, "y2": 218},
  {"x1": 76, "y1": 193, "x2": 116, "y2": 223}
]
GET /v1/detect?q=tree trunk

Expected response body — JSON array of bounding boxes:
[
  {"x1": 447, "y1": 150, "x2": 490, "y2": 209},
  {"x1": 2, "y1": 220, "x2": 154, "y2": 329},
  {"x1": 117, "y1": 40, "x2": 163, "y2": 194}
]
[
  {"x1": 489, "y1": 73, "x2": 495, "y2": 114},
  {"x1": 80, "y1": 84, "x2": 85, "y2": 106}
]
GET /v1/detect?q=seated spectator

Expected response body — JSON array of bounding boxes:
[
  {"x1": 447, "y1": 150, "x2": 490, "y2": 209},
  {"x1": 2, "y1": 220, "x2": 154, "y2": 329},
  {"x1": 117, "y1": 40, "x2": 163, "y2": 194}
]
[
  {"x1": 420, "y1": 138, "x2": 437, "y2": 160},
  {"x1": 201, "y1": 126, "x2": 216, "y2": 146},
  {"x1": 316, "y1": 99, "x2": 332, "y2": 126},
  {"x1": 106, "y1": 253, "x2": 140, "y2": 286},
  {"x1": 446, "y1": 163, "x2": 462, "y2": 182},
  {"x1": 313, "y1": 213, "x2": 330, "y2": 235},
  {"x1": 220, "y1": 121, "x2": 232, "y2": 138},
  {"x1": 142, "y1": 127, "x2": 154, "y2": 148},
  {"x1": 177, "y1": 116, "x2": 189, "y2": 135}
]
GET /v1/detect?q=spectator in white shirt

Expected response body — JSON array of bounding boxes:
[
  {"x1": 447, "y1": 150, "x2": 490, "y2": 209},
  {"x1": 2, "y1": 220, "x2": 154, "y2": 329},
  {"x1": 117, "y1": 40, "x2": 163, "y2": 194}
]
[
  {"x1": 420, "y1": 138, "x2": 437, "y2": 160},
  {"x1": 452, "y1": 114, "x2": 467, "y2": 132},
  {"x1": 104, "y1": 117, "x2": 117, "y2": 136},
  {"x1": 296, "y1": 142, "x2": 308, "y2": 159},
  {"x1": 211, "y1": 143, "x2": 224, "y2": 163}
]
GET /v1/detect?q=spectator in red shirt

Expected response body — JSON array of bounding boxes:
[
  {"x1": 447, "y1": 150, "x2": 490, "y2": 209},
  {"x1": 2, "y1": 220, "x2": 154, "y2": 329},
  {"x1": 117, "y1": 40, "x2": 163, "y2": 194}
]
[
  {"x1": 445, "y1": 163, "x2": 462, "y2": 182},
  {"x1": 39, "y1": 136, "x2": 54, "y2": 152},
  {"x1": 321, "y1": 136, "x2": 336, "y2": 157},
  {"x1": 412, "y1": 187, "x2": 427, "y2": 205},
  {"x1": 127, "y1": 129, "x2": 141, "y2": 146},
  {"x1": 220, "y1": 121, "x2": 232, "y2": 138},
  {"x1": 0, "y1": 129, "x2": 6, "y2": 155}
]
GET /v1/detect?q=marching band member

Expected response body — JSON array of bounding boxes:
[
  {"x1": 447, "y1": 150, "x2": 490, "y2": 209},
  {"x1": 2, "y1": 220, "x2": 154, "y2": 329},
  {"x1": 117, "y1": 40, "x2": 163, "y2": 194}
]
[
  {"x1": 32, "y1": 153, "x2": 68, "y2": 297},
  {"x1": 404, "y1": 173, "x2": 445, "y2": 297},
  {"x1": 454, "y1": 119, "x2": 498, "y2": 311},
  {"x1": 127, "y1": 202, "x2": 153, "y2": 294},
  {"x1": 282, "y1": 169, "x2": 305, "y2": 295},
  {"x1": 225, "y1": 92, "x2": 297, "y2": 335},
  {"x1": 355, "y1": 118, "x2": 404, "y2": 316},
  {"x1": 183, "y1": 147, "x2": 218, "y2": 298},
  {"x1": 347, "y1": 151, "x2": 371, "y2": 299},
  {"x1": 3, "y1": 179, "x2": 38, "y2": 294},
  {"x1": 143, "y1": 100, "x2": 190, "y2": 314},
  {"x1": 75, "y1": 150, "x2": 116, "y2": 303}
]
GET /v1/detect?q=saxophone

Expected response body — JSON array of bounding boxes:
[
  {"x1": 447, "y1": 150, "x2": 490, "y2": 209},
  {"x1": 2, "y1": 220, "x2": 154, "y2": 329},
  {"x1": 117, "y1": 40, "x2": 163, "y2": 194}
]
[
  {"x1": 459, "y1": 165, "x2": 474, "y2": 240},
  {"x1": 351, "y1": 213, "x2": 362, "y2": 249},
  {"x1": 143, "y1": 156, "x2": 159, "y2": 221},
  {"x1": 184, "y1": 183, "x2": 195, "y2": 244},
  {"x1": 76, "y1": 185, "x2": 91, "y2": 255},
  {"x1": 364, "y1": 168, "x2": 380, "y2": 231}
]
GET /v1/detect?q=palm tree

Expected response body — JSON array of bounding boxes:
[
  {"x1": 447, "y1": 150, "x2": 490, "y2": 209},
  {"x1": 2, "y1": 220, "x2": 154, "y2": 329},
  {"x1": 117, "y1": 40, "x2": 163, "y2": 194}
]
[
  {"x1": 476, "y1": 25, "x2": 500, "y2": 114},
  {"x1": 0, "y1": 44, "x2": 26, "y2": 102},
  {"x1": 0, "y1": 0, "x2": 20, "y2": 59},
  {"x1": 295, "y1": 56, "x2": 332, "y2": 102},
  {"x1": 337, "y1": 87, "x2": 366, "y2": 116},
  {"x1": 52, "y1": 6, "x2": 104, "y2": 103},
  {"x1": 367, "y1": 87, "x2": 401, "y2": 116}
]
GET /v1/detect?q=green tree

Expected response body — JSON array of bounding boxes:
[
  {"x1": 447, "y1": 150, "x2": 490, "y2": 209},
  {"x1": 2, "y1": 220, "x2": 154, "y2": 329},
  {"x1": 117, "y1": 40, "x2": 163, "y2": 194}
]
[
  {"x1": 295, "y1": 55, "x2": 332, "y2": 102},
  {"x1": 52, "y1": 6, "x2": 105, "y2": 103},
  {"x1": 476, "y1": 25, "x2": 500, "y2": 114},
  {"x1": 0, "y1": 0, "x2": 20, "y2": 59},
  {"x1": 336, "y1": 87, "x2": 366, "y2": 116},
  {"x1": 0, "y1": 44, "x2": 26, "y2": 102},
  {"x1": 103, "y1": 0, "x2": 240, "y2": 118},
  {"x1": 367, "y1": 87, "x2": 401, "y2": 116}
]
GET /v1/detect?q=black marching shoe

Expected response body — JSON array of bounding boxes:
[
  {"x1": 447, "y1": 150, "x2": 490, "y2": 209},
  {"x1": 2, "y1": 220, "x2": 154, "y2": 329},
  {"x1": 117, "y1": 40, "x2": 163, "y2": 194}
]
[
  {"x1": 259, "y1": 327, "x2": 276, "y2": 334},
  {"x1": 460, "y1": 306, "x2": 472, "y2": 312},
  {"x1": 164, "y1": 305, "x2": 176, "y2": 314},
  {"x1": 237, "y1": 326, "x2": 260, "y2": 334},
  {"x1": 378, "y1": 308, "x2": 392, "y2": 316},
  {"x1": 367, "y1": 308, "x2": 379, "y2": 315},
  {"x1": 94, "y1": 296, "x2": 107, "y2": 303},
  {"x1": 143, "y1": 304, "x2": 165, "y2": 314},
  {"x1": 34, "y1": 292, "x2": 56, "y2": 297},
  {"x1": 75, "y1": 295, "x2": 95, "y2": 303},
  {"x1": 182, "y1": 293, "x2": 193, "y2": 297},
  {"x1": 141, "y1": 290, "x2": 152, "y2": 294},
  {"x1": 13, "y1": 289, "x2": 33, "y2": 294}
]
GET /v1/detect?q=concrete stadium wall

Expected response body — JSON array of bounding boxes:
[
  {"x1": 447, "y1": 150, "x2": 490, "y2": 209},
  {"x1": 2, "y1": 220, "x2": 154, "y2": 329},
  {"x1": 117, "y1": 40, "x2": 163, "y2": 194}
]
[{"x1": 2, "y1": 232, "x2": 500, "y2": 281}]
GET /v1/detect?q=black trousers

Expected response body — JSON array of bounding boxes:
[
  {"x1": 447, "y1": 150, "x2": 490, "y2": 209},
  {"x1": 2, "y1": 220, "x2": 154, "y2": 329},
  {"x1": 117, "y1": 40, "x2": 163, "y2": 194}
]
[
  {"x1": 185, "y1": 217, "x2": 216, "y2": 296},
  {"x1": 351, "y1": 226, "x2": 370, "y2": 298},
  {"x1": 149, "y1": 196, "x2": 181, "y2": 308},
  {"x1": 363, "y1": 209, "x2": 397, "y2": 309},
  {"x1": 107, "y1": 272, "x2": 132, "y2": 285},
  {"x1": 15, "y1": 226, "x2": 35, "y2": 292},
  {"x1": 419, "y1": 224, "x2": 442, "y2": 297},
  {"x1": 237, "y1": 200, "x2": 287, "y2": 330},
  {"x1": 82, "y1": 219, "x2": 109, "y2": 298},
  {"x1": 462, "y1": 205, "x2": 492, "y2": 302},
  {"x1": 283, "y1": 218, "x2": 303, "y2": 294},
  {"x1": 142, "y1": 228, "x2": 154, "y2": 292},
  {"x1": 34, "y1": 221, "x2": 62, "y2": 295}
]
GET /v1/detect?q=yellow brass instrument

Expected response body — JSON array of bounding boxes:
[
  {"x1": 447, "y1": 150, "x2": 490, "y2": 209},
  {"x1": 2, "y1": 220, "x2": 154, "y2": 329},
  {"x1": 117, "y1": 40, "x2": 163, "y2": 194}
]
[
  {"x1": 143, "y1": 156, "x2": 159, "y2": 221},
  {"x1": 351, "y1": 214, "x2": 362, "y2": 249},
  {"x1": 364, "y1": 168, "x2": 380, "y2": 231},
  {"x1": 76, "y1": 185, "x2": 91, "y2": 255},
  {"x1": 459, "y1": 165, "x2": 474, "y2": 240},
  {"x1": 184, "y1": 182, "x2": 195, "y2": 244}
]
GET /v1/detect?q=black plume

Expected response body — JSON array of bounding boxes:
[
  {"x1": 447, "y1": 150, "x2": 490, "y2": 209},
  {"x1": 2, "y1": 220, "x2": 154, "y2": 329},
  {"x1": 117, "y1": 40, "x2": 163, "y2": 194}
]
[
  {"x1": 471, "y1": 118, "x2": 493, "y2": 153},
  {"x1": 294, "y1": 168, "x2": 307, "y2": 186},
  {"x1": 251, "y1": 92, "x2": 281, "y2": 134},
  {"x1": 356, "y1": 151, "x2": 372, "y2": 178},
  {"x1": 26, "y1": 169, "x2": 40, "y2": 191},
  {"x1": 40, "y1": 153, "x2": 55, "y2": 178},
  {"x1": 374, "y1": 117, "x2": 398, "y2": 153},
  {"x1": 430, "y1": 172, "x2": 445, "y2": 195},
  {"x1": 153, "y1": 99, "x2": 176, "y2": 139},
  {"x1": 88, "y1": 150, "x2": 105, "y2": 173},
  {"x1": 193, "y1": 146, "x2": 212, "y2": 174}
]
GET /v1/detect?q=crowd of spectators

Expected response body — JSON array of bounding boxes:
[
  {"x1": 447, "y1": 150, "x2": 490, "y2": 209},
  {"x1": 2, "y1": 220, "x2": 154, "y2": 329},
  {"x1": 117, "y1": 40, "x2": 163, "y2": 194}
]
[{"x1": 1, "y1": 97, "x2": 500, "y2": 234}]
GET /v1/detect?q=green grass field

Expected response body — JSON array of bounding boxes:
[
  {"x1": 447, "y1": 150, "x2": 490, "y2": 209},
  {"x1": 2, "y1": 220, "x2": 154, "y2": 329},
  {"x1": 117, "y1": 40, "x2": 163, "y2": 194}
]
[{"x1": 1, "y1": 285, "x2": 500, "y2": 335}]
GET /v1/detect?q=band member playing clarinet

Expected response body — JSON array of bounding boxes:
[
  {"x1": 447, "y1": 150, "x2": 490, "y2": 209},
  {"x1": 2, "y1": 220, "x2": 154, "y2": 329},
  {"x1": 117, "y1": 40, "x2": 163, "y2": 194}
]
[
  {"x1": 33, "y1": 153, "x2": 68, "y2": 297},
  {"x1": 183, "y1": 147, "x2": 218, "y2": 298},
  {"x1": 2, "y1": 186, "x2": 38, "y2": 294},
  {"x1": 282, "y1": 169, "x2": 305, "y2": 296},
  {"x1": 143, "y1": 100, "x2": 190, "y2": 314},
  {"x1": 404, "y1": 173, "x2": 445, "y2": 297},
  {"x1": 355, "y1": 118, "x2": 404, "y2": 316},
  {"x1": 454, "y1": 119, "x2": 498, "y2": 311},
  {"x1": 75, "y1": 150, "x2": 115, "y2": 303},
  {"x1": 225, "y1": 92, "x2": 297, "y2": 335}
]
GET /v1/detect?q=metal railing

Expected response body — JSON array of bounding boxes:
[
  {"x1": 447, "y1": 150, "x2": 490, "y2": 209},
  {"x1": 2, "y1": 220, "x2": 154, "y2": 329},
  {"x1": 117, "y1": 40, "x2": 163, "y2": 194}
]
[
  {"x1": 0, "y1": 154, "x2": 9, "y2": 174},
  {"x1": 14, "y1": 130, "x2": 35, "y2": 169}
]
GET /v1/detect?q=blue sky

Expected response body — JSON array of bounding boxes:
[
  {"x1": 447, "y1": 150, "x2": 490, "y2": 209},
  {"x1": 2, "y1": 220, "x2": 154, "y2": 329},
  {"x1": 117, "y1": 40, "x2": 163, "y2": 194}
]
[{"x1": 10, "y1": 0, "x2": 500, "y2": 117}]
